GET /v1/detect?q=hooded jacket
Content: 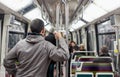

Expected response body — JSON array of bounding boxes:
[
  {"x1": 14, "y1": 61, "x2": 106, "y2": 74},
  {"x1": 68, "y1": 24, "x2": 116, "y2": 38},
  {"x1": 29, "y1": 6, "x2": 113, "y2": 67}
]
[{"x1": 4, "y1": 35, "x2": 69, "y2": 77}]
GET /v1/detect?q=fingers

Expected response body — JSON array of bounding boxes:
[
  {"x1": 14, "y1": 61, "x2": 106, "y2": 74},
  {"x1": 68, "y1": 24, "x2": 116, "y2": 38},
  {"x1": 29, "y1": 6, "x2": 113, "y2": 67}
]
[{"x1": 54, "y1": 31, "x2": 62, "y2": 39}]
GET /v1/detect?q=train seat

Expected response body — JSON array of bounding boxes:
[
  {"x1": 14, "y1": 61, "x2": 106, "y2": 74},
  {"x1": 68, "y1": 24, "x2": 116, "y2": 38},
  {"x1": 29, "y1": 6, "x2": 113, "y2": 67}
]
[
  {"x1": 75, "y1": 72, "x2": 93, "y2": 77},
  {"x1": 96, "y1": 72, "x2": 114, "y2": 77},
  {"x1": 81, "y1": 63, "x2": 113, "y2": 72}
]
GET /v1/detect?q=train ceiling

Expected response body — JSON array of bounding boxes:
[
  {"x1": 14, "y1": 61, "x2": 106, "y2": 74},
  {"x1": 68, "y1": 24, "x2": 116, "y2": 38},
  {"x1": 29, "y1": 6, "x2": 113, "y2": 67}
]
[{"x1": 0, "y1": 0, "x2": 120, "y2": 31}]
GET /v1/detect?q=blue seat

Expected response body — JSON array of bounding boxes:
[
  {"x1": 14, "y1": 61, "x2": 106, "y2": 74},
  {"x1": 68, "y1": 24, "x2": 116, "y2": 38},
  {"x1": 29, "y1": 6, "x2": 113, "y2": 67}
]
[
  {"x1": 75, "y1": 72, "x2": 93, "y2": 77},
  {"x1": 96, "y1": 72, "x2": 114, "y2": 77}
]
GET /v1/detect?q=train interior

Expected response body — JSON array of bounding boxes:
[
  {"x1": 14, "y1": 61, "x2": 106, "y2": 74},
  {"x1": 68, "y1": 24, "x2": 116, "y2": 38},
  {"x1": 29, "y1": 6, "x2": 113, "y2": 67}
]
[{"x1": 0, "y1": 0, "x2": 120, "y2": 77}]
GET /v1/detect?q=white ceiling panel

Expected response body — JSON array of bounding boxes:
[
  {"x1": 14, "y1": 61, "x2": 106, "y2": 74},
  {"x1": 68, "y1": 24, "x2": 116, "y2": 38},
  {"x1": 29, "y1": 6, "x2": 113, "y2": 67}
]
[
  {"x1": 83, "y1": 3, "x2": 107, "y2": 22},
  {"x1": 0, "y1": 0, "x2": 33, "y2": 11},
  {"x1": 71, "y1": 20, "x2": 85, "y2": 29},
  {"x1": 24, "y1": 8, "x2": 47, "y2": 25},
  {"x1": 94, "y1": 0, "x2": 120, "y2": 12}
]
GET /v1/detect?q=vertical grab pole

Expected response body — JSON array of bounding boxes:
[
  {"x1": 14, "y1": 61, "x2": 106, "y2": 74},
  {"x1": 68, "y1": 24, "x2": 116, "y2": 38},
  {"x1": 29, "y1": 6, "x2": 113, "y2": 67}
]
[
  {"x1": 65, "y1": 3, "x2": 69, "y2": 77},
  {"x1": 115, "y1": 27, "x2": 118, "y2": 70},
  {"x1": 56, "y1": 3, "x2": 60, "y2": 77},
  {"x1": 115, "y1": 27, "x2": 120, "y2": 73},
  {"x1": 59, "y1": 9, "x2": 63, "y2": 77}
]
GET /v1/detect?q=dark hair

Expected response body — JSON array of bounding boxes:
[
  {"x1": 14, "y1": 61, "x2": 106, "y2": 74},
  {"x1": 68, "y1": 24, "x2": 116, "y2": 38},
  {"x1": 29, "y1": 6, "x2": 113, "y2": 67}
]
[
  {"x1": 45, "y1": 33, "x2": 56, "y2": 46},
  {"x1": 70, "y1": 41, "x2": 76, "y2": 44},
  {"x1": 30, "y1": 19, "x2": 44, "y2": 33},
  {"x1": 101, "y1": 45, "x2": 109, "y2": 53}
]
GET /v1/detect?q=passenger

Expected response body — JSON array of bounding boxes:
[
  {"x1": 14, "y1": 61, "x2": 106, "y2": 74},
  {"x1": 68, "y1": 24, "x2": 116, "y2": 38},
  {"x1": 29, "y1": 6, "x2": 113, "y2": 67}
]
[
  {"x1": 79, "y1": 44, "x2": 86, "y2": 51},
  {"x1": 69, "y1": 41, "x2": 78, "y2": 53},
  {"x1": 45, "y1": 32, "x2": 56, "y2": 77},
  {"x1": 68, "y1": 41, "x2": 78, "y2": 77},
  {"x1": 4, "y1": 19, "x2": 69, "y2": 77},
  {"x1": 99, "y1": 45, "x2": 110, "y2": 56},
  {"x1": 93, "y1": 45, "x2": 112, "y2": 63}
]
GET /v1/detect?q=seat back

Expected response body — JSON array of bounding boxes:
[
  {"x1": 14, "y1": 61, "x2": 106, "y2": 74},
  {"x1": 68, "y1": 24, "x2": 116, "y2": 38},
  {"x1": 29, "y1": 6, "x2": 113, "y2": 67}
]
[
  {"x1": 96, "y1": 72, "x2": 114, "y2": 77},
  {"x1": 75, "y1": 72, "x2": 93, "y2": 77},
  {"x1": 81, "y1": 63, "x2": 113, "y2": 72},
  {"x1": 93, "y1": 57, "x2": 112, "y2": 63},
  {"x1": 78, "y1": 57, "x2": 96, "y2": 62},
  {"x1": 70, "y1": 61, "x2": 81, "y2": 75}
]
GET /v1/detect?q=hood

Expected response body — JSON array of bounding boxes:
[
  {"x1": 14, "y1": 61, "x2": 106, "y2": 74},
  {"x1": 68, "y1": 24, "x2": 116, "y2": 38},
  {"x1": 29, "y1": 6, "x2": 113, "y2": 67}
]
[{"x1": 26, "y1": 35, "x2": 44, "y2": 44}]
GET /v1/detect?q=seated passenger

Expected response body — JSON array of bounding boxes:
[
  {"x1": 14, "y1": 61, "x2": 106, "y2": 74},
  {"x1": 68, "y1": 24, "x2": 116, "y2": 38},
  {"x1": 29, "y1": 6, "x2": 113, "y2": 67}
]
[
  {"x1": 99, "y1": 45, "x2": 110, "y2": 57},
  {"x1": 79, "y1": 44, "x2": 86, "y2": 51},
  {"x1": 69, "y1": 41, "x2": 78, "y2": 53},
  {"x1": 93, "y1": 45, "x2": 112, "y2": 63},
  {"x1": 68, "y1": 41, "x2": 78, "y2": 77}
]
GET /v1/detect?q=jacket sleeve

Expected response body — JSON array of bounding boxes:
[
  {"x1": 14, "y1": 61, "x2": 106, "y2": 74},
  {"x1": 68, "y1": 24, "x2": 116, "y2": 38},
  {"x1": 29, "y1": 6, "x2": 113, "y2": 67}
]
[
  {"x1": 47, "y1": 38, "x2": 70, "y2": 62},
  {"x1": 4, "y1": 44, "x2": 18, "y2": 75}
]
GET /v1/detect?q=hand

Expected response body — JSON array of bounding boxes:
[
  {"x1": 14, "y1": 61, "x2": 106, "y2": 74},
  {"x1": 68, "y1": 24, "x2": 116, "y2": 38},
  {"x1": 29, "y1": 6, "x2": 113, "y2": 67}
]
[{"x1": 54, "y1": 32, "x2": 62, "y2": 39}]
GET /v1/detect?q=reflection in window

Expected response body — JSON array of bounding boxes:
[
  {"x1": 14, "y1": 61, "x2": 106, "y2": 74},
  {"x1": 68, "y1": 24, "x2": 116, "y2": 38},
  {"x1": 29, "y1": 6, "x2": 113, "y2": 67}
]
[
  {"x1": 97, "y1": 20, "x2": 116, "y2": 52},
  {"x1": 8, "y1": 33, "x2": 24, "y2": 50},
  {"x1": 9, "y1": 24, "x2": 25, "y2": 32},
  {"x1": 97, "y1": 20, "x2": 115, "y2": 33},
  {"x1": 8, "y1": 20, "x2": 26, "y2": 51},
  {"x1": 98, "y1": 34, "x2": 115, "y2": 51}
]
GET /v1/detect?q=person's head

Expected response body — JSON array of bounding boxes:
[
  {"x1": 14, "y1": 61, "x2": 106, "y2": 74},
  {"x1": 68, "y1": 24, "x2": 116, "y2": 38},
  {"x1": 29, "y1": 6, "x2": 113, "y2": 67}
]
[
  {"x1": 30, "y1": 19, "x2": 45, "y2": 36},
  {"x1": 79, "y1": 44, "x2": 85, "y2": 51},
  {"x1": 101, "y1": 45, "x2": 109, "y2": 54},
  {"x1": 45, "y1": 33, "x2": 56, "y2": 46},
  {"x1": 70, "y1": 41, "x2": 76, "y2": 47}
]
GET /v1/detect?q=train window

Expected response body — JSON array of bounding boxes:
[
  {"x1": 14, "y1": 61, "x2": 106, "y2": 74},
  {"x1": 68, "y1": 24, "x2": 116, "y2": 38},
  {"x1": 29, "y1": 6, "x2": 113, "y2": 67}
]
[
  {"x1": 97, "y1": 20, "x2": 115, "y2": 33},
  {"x1": 98, "y1": 34, "x2": 115, "y2": 51},
  {"x1": 8, "y1": 20, "x2": 26, "y2": 51},
  {"x1": 96, "y1": 20, "x2": 116, "y2": 53},
  {"x1": 8, "y1": 33, "x2": 24, "y2": 50}
]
